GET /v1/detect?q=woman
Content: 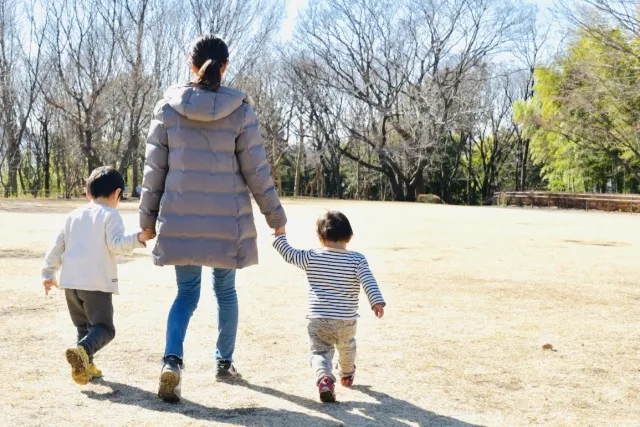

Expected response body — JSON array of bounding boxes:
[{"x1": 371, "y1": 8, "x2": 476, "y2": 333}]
[{"x1": 139, "y1": 34, "x2": 287, "y2": 403}]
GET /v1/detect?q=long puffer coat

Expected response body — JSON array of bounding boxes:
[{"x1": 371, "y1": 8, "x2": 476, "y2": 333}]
[{"x1": 139, "y1": 83, "x2": 287, "y2": 269}]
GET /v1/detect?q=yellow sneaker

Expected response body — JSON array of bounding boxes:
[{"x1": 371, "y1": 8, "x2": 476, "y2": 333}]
[
  {"x1": 87, "y1": 363, "x2": 102, "y2": 378},
  {"x1": 65, "y1": 346, "x2": 93, "y2": 385}
]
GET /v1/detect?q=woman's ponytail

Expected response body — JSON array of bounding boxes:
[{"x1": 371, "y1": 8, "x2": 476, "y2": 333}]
[
  {"x1": 196, "y1": 59, "x2": 222, "y2": 91},
  {"x1": 188, "y1": 34, "x2": 229, "y2": 92}
]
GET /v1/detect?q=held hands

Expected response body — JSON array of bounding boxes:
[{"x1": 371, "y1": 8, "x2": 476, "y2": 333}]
[
  {"x1": 273, "y1": 226, "x2": 286, "y2": 237},
  {"x1": 138, "y1": 229, "x2": 156, "y2": 243},
  {"x1": 372, "y1": 304, "x2": 385, "y2": 319},
  {"x1": 43, "y1": 279, "x2": 58, "y2": 296}
]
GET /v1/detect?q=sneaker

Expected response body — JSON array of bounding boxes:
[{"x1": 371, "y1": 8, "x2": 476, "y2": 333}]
[
  {"x1": 341, "y1": 375, "x2": 354, "y2": 387},
  {"x1": 215, "y1": 360, "x2": 240, "y2": 381},
  {"x1": 65, "y1": 345, "x2": 92, "y2": 385},
  {"x1": 318, "y1": 376, "x2": 336, "y2": 403},
  {"x1": 340, "y1": 365, "x2": 355, "y2": 387},
  {"x1": 158, "y1": 356, "x2": 182, "y2": 403},
  {"x1": 87, "y1": 363, "x2": 103, "y2": 379}
]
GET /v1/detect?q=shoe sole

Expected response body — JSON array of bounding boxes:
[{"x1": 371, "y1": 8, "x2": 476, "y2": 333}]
[
  {"x1": 341, "y1": 376, "x2": 354, "y2": 387},
  {"x1": 158, "y1": 371, "x2": 180, "y2": 403},
  {"x1": 320, "y1": 390, "x2": 336, "y2": 403},
  {"x1": 215, "y1": 374, "x2": 240, "y2": 382},
  {"x1": 65, "y1": 348, "x2": 91, "y2": 385},
  {"x1": 215, "y1": 369, "x2": 241, "y2": 382}
]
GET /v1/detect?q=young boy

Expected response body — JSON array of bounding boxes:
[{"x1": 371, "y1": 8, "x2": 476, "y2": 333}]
[
  {"x1": 41, "y1": 166, "x2": 154, "y2": 385},
  {"x1": 273, "y1": 210, "x2": 385, "y2": 403}
]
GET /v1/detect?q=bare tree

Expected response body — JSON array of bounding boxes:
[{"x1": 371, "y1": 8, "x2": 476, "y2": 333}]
[
  {"x1": 235, "y1": 54, "x2": 294, "y2": 194},
  {"x1": 291, "y1": 0, "x2": 529, "y2": 201},
  {"x1": 187, "y1": 0, "x2": 285, "y2": 82},
  {"x1": 558, "y1": 0, "x2": 640, "y2": 58},
  {"x1": 510, "y1": 11, "x2": 550, "y2": 191},
  {"x1": 43, "y1": 0, "x2": 120, "y2": 176},
  {"x1": 0, "y1": 0, "x2": 47, "y2": 196},
  {"x1": 116, "y1": 0, "x2": 156, "y2": 196}
]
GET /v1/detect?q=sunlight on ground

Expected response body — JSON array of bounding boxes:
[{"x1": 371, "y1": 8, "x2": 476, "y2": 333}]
[{"x1": 0, "y1": 198, "x2": 638, "y2": 426}]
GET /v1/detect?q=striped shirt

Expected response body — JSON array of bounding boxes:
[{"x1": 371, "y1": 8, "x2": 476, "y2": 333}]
[{"x1": 273, "y1": 234, "x2": 385, "y2": 319}]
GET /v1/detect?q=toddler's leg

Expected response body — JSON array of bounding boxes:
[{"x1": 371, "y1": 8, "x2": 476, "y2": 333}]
[
  {"x1": 308, "y1": 319, "x2": 336, "y2": 383},
  {"x1": 336, "y1": 320, "x2": 357, "y2": 379}
]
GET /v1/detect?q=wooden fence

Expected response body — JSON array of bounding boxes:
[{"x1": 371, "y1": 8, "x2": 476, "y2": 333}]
[{"x1": 492, "y1": 191, "x2": 640, "y2": 213}]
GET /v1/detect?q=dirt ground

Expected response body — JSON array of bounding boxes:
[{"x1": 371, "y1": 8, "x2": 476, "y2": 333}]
[{"x1": 0, "y1": 198, "x2": 638, "y2": 427}]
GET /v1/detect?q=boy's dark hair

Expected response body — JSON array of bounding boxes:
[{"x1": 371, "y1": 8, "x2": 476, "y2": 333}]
[
  {"x1": 86, "y1": 166, "x2": 125, "y2": 200},
  {"x1": 316, "y1": 211, "x2": 353, "y2": 242}
]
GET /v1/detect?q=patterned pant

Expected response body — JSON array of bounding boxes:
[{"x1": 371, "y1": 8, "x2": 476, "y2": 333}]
[{"x1": 307, "y1": 318, "x2": 357, "y2": 384}]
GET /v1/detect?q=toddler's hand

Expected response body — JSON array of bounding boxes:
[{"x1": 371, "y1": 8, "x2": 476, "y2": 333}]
[
  {"x1": 373, "y1": 304, "x2": 384, "y2": 319},
  {"x1": 273, "y1": 226, "x2": 286, "y2": 237},
  {"x1": 43, "y1": 279, "x2": 58, "y2": 296}
]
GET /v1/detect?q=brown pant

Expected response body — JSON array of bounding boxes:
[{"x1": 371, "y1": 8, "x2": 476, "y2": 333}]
[
  {"x1": 307, "y1": 318, "x2": 357, "y2": 384},
  {"x1": 65, "y1": 289, "x2": 115, "y2": 360}
]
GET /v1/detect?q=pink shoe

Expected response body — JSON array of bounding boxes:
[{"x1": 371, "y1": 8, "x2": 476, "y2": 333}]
[
  {"x1": 341, "y1": 365, "x2": 355, "y2": 387},
  {"x1": 341, "y1": 375, "x2": 354, "y2": 387},
  {"x1": 318, "y1": 376, "x2": 336, "y2": 403}
]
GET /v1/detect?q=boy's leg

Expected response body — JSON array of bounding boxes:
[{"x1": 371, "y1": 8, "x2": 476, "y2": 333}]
[
  {"x1": 65, "y1": 289, "x2": 89, "y2": 342},
  {"x1": 76, "y1": 291, "x2": 115, "y2": 357},
  {"x1": 164, "y1": 265, "x2": 203, "y2": 361},
  {"x1": 65, "y1": 289, "x2": 90, "y2": 362},
  {"x1": 308, "y1": 319, "x2": 337, "y2": 383},
  {"x1": 336, "y1": 320, "x2": 357, "y2": 378}
]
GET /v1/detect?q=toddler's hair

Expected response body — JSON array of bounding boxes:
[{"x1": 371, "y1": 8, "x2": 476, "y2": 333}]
[
  {"x1": 316, "y1": 211, "x2": 353, "y2": 242},
  {"x1": 86, "y1": 166, "x2": 125, "y2": 200}
]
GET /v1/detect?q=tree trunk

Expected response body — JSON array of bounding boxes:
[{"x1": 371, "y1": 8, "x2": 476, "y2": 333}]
[
  {"x1": 520, "y1": 138, "x2": 530, "y2": 191},
  {"x1": 18, "y1": 167, "x2": 25, "y2": 196},
  {"x1": 131, "y1": 152, "x2": 140, "y2": 198},
  {"x1": 355, "y1": 159, "x2": 360, "y2": 200},
  {"x1": 467, "y1": 135, "x2": 473, "y2": 205},
  {"x1": 293, "y1": 117, "x2": 304, "y2": 197},
  {"x1": 43, "y1": 120, "x2": 51, "y2": 197},
  {"x1": 84, "y1": 128, "x2": 97, "y2": 175},
  {"x1": 6, "y1": 132, "x2": 19, "y2": 196},
  {"x1": 388, "y1": 172, "x2": 404, "y2": 201},
  {"x1": 55, "y1": 156, "x2": 61, "y2": 194}
]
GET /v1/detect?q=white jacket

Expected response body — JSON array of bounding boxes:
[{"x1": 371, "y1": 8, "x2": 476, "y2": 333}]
[{"x1": 42, "y1": 202, "x2": 144, "y2": 294}]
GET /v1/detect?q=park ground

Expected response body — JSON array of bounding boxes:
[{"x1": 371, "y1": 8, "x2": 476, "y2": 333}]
[{"x1": 0, "y1": 198, "x2": 638, "y2": 426}]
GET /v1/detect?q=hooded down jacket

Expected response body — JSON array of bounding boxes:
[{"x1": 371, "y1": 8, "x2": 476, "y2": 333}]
[{"x1": 139, "y1": 83, "x2": 287, "y2": 269}]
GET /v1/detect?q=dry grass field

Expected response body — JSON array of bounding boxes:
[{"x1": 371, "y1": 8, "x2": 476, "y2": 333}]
[{"x1": 0, "y1": 198, "x2": 638, "y2": 427}]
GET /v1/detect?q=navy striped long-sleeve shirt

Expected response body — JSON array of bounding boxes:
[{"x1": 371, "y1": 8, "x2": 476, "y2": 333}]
[{"x1": 273, "y1": 234, "x2": 385, "y2": 319}]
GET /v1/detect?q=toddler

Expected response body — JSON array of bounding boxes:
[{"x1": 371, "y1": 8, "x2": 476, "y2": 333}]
[
  {"x1": 273, "y1": 210, "x2": 385, "y2": 402},
  {"x1": 41, "y1": 166, "x2": 153, "y2": 384}
]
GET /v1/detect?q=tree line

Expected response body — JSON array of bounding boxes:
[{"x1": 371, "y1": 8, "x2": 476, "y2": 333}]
[{"x1": 0, "y1": 0, "x2": 638, "y2": 203}]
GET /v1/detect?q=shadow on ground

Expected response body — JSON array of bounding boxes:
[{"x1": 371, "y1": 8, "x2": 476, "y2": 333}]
[
  {"x1": 232, "y1": 379, "x2": 482, "y2": 427},
  {"x1": 0, "y1": 249, "x2": 43, "y2": 260},
  {"x1": 82, "y1": 379, "x2": 481, "y2": 426},
  {"x1": 82, "y1": 379, "x2": 340, "y2": 426}
]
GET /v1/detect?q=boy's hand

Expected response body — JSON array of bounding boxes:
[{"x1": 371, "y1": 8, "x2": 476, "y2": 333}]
[
  {"x1": 373, "y1": 304, "x2": 385, "y2": 319},
  {"x1": 138, "y1": 229, "x2": 156, "y2": 243},
  {"x1": 43, "y1": 279, "x2": 58, "y2": 296},
  {"x1": 273, "y1": 226, "x2": 286, "y2": 237}
]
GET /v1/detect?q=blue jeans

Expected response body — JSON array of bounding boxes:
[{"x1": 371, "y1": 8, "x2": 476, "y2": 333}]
[{"x1": 164, "y1": 266, "x2": 238, "y2": 362}]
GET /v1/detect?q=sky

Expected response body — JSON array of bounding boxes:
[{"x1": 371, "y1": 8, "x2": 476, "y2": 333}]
[
  {"x1": 279, "y1": 0, "x2": 556, "y2": 41},
  {"x1": 280, "y1": 0, "x2": 308, "y2": 41}
]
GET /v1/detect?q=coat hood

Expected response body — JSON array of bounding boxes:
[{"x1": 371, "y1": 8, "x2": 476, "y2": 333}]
[{"x1": 164, "y1": 83, "x2": 248, "y2": 122}]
